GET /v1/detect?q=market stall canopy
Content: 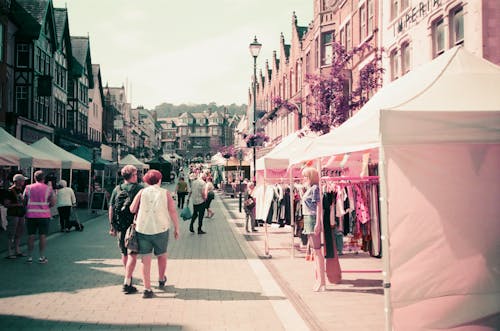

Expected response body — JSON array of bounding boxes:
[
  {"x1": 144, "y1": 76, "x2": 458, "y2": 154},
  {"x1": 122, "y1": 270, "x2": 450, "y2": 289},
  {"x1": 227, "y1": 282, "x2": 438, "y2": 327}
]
[
  {"x1": 210, "y1": 152, "x2": 227, "y2": 166},
  {"x1": 225, "y1": 157, "x2": 250, "y2": 167},
  {"x1": 288, "y1": 46, "x2": 500, "y2": 330},
  {"x1": 119, "y1": 154, "x2": 149, "y2": 170},
  {"x1": 70, "y1": 146, "x2": 112, "y2": 170},
  {"x1": 293, "y1": 46, "x2": 500, "y2": 164},
  {"x1": 256, "y1": 133, "x2": 316, "y2": 171},
  {"x1": 0, "y1": 143, "x2": 32, "y2": 168},
  {"x1": 0, "y1": 128, "x2": 61, "y2": 168},
  {"x1": 32, "y1": 138, "x2": 91, "y2": 170},
  {"x1": 162, "y1": 152, "x2": 183, "y2": 160}
]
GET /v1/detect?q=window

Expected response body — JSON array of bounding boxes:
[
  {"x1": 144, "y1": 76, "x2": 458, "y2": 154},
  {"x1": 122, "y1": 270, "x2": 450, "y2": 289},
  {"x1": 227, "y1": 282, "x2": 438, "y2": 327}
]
[
  {"x1": 391, "y1": 0, "x2": 399, "y2": 20},
  {"x1": 16, "y1": 44, "x2": 29, "y2": 67},
  {"x1": 433, "y1": 18, "x2": 445, "y2": 57},
  {"x1": 0, "y1": 24, "x2": 4, "y2": 62},
  {"x1": 314, "y1": 37, "x2": 319, "y2": 69},
  {"x1": 451, "y1": 6, "x2": 464, "y2": 45},
  {"x1": 321, "y1": 31, "x2": 334, "y2": 65},
  {"x1": 401, "y1": 43, "x2": 411, "y2": 75},
  {"x1": 368, "y1": 0, "x2": 374, "y2": 34},
  {"x1": 401, "y1": 0, "x2": 409, "y2": 11},
  {"x1": 16, "y1": 86, "x2": 28, "y2": 115},
  {"x1": 346, "y1": 21, "x2": 352, "y2": 51},
  {"x1": 390, "y1": 50, "x2": 400, "y2": 81},
  {"x1": 360, "y1": 5, "x2": 367, "y2": 40}
]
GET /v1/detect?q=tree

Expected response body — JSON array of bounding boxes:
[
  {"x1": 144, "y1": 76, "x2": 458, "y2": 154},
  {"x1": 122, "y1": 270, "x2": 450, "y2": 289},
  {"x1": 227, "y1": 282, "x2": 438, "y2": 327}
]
[
  {"x1": 306, "y1": 39, "x2": 383, "y2": 134},
  {"x1": 273, "y1": 37, "x2": 384, "y2": 135}
]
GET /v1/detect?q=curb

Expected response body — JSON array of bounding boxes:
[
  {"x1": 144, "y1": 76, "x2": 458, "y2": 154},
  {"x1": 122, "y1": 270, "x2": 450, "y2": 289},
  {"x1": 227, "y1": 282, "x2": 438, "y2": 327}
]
[{"x1": 218, "y1": 193, "x2": 325, "y2": 331}]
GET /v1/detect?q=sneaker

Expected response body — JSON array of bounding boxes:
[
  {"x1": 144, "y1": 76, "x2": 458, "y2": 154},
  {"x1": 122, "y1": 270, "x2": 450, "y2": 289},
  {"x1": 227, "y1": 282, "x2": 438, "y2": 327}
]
[
  {"x1": 142, "y1": 289, "x2": 154, "y2": 299},
  {"x1": 123, "y1": 284, "x2": 138, "y2": 294},
  {"x1": 38, "y1": 257, "x2": 48, "y2": 264},
  {"x1": 198, "y1": 230, "x2": 206, "y2": 234},
  {"x1": 26, "y1": 256, "x2": 33, "y2": 263},
  {"x1": 158, "y1": 276, "x2": 167, "y2": 289}
]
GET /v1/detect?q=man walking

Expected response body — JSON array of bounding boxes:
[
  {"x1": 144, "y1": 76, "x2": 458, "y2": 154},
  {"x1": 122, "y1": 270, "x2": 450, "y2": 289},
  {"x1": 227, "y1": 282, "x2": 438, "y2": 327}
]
[
  {"x1": 109, "y1": 165, "x2": 142, "y2": 294},
  {"x1": 24, "y1": 170, "x2": 56, "y2": 264},
  {"x1": 188, "y1": 173, "x2": 207, "y2": 234},
  {"x1": 4, "y1": 173, "x2": 28, "y2": 259}
]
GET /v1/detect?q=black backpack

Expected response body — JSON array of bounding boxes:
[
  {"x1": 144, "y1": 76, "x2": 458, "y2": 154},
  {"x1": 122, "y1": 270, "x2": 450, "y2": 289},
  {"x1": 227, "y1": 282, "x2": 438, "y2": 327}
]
[{"x1": 112, "y1": 184, "x2": 138, "y2": 232}]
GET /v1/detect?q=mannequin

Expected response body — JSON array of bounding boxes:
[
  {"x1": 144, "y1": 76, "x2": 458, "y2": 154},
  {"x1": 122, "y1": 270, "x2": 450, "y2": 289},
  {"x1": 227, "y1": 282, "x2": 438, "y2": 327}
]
[{"x1": 300, "y1": 167, "x2": 326, "y2": 292}]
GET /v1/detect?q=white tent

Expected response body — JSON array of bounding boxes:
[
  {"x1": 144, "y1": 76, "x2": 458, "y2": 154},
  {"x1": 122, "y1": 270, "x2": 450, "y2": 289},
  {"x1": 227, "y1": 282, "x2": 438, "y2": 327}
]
[
  {"x1": 0, "y1": 143, "x2": 32, "y2": 168},
  {"x1": 210, "y1": 152, "x2": 227, "y2": 166},
  {"x1": 291, "y1": 47, "x2": 500, "y2": 330},
  {"x1": 0, "y1": 128, "x2": 61, "y2": 169},
  {"x1": 163, "y1": 152, "x2": 183, "y2": 161},
  {"x1": 119, "y1": 154, "x2": 149, "y2": 170},
  {"x1": 256, "y1": 133, "x2": 316, "y2": 171},
  {"x1": 32, "y1": 137, "x2": 91, "y2": 170}
]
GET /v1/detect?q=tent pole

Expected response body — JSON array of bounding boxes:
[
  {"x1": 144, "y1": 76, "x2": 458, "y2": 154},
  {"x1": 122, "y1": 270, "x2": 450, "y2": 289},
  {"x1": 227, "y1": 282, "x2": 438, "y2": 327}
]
[
  {"x1": 69, "y1": 169, "x2": 73, "y2": 188},
  {"x1": 379, "y1": 146, "x2": 392, "y2": 331},
  {"x1": 289, "y1": 164, "x2": 294, "y2": 259}
]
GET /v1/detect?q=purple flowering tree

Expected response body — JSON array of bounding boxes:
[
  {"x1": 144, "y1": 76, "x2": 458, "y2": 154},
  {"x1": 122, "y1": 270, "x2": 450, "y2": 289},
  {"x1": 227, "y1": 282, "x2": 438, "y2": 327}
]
[
  {"x1": 305, "y1": 39, "x2": 384, "y2": 134},
  {"x1": 242, "y1": 131, "x2": 270, "y2": 147},
  {"x1": 219, "y1": 145, "x2": 238, "y2": 159},
  {"x1": 273, "y1": 37, "x2": 383, "y2": 136}
]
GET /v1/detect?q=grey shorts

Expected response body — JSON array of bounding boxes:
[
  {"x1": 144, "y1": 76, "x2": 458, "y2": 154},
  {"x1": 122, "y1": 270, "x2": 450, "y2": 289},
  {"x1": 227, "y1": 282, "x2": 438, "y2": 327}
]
[{"x1": 137, "y1": 230, "x2": 169, "y2": 256}]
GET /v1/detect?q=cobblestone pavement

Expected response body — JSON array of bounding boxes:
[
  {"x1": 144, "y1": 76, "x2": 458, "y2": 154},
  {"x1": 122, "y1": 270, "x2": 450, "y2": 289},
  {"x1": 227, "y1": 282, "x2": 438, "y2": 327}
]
[
  {"x1": 0, "y1": 185, "x2": 306, "y2": 331},
  {"x1": 0, "y1": 182, "x2": 384, "y2": 330}
]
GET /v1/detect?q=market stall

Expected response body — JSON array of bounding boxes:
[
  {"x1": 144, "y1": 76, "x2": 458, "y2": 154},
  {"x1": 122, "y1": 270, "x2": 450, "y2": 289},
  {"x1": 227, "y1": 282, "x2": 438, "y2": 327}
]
[{"x1": 290, "y1": 46, "x2": 500, "y2": 331}]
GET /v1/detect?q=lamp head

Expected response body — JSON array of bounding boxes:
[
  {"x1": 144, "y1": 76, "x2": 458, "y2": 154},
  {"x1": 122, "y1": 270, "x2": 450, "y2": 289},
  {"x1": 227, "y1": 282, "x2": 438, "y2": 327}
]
[{"x1": 249, "y1": 36, "x2": 262, "y2": 58}]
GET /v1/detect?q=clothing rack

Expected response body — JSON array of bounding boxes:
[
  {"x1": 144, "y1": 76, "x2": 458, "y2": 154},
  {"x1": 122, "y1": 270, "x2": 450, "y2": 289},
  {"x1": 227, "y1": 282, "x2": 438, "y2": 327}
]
[
  {"x1": 261, "y1": 174, "x2": 303, "y2": 258},
  {"x1": 320, "y1": 175, "x2": 379, "y2": 182}
]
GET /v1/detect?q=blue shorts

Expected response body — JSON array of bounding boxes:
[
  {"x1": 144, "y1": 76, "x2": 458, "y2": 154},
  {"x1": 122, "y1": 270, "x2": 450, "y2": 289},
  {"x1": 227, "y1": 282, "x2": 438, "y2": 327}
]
[
  {"x1": 137, "y1": 230, "x2": 169, "y2": 256},
  {"x1": 26, "y1": 218, "x2": 50, "y2": 235}
]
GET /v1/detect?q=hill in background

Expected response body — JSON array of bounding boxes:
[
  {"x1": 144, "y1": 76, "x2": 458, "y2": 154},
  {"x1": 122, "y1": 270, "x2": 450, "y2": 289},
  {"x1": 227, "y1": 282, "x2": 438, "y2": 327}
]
[{"x1": 154, "y1": 102, "x2": 246, "y2": 118}]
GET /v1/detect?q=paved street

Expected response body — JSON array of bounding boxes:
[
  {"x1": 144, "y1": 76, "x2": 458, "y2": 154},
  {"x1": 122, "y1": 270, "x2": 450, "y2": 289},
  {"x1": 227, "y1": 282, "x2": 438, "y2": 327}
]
[{"x1": 0, "y1": 183, "x2": 384, "y2": 330}]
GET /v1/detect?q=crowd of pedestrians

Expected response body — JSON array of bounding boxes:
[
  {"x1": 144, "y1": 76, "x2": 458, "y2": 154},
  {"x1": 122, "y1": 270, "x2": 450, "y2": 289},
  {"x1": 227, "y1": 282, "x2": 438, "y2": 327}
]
[{"x1": 0, "y1": 160, "x2": 258, "y2": 299}]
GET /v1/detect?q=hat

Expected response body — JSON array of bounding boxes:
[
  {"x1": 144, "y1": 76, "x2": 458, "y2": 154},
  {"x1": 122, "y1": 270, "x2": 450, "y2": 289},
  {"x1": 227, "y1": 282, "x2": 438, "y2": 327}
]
[{"x1": 13, "y1": 174, "x2": 28, "y2": 182}]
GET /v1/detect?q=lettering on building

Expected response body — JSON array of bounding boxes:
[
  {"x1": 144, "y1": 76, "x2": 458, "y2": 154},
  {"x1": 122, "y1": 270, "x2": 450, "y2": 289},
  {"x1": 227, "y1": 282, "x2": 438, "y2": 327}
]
[{"x1": 394, "y1": 0, "x2": 443, "y2": 36}]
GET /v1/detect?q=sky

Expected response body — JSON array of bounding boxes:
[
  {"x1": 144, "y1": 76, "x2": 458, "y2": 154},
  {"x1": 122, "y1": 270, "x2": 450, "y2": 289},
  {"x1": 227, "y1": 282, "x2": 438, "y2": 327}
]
[{"x1": 52, "y1": 0, "x2": 313, "y2": 109}]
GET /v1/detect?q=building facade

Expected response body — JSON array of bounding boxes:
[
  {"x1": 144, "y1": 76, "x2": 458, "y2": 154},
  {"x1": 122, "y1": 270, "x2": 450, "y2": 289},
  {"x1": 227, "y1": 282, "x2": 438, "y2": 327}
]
[
  {"x1": 88, "y1": 64, "x2": 103, "y2": 145},
  {"x1": 159, "y1": 109, "x2": 239, "y2": 161},
  {"x1": 249, "y1": 0, "x2": 499, "y2": 152},
  {"x1": 382, "y1": 0, "x2": 500, "y2": 83},
  {"x1": 250, "y1": 0, "x2": 381, "y2": 146}
]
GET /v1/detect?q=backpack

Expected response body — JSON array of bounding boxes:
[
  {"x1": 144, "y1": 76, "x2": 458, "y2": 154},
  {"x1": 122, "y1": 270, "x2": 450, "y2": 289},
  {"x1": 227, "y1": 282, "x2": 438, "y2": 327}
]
[{"x1": 112, "y1": 184, "x2": 138, "y2": 232}]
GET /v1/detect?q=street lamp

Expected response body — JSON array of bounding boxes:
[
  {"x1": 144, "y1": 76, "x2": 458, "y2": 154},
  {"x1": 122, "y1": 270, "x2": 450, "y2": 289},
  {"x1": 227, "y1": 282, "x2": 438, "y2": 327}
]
[
  {"x1": 249, "y1": 36, "x2": 262, "y2": 185},
  {"x1": 237, "y1": 149, "x2": 243, "y2": 212}
]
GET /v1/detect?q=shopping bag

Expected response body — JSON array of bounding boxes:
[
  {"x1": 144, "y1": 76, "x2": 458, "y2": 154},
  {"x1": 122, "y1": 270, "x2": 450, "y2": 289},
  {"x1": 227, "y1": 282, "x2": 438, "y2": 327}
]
[
  {"x1": 180, "y1": 206, "x2": 192, "y2": 221},
  {"x1": 125, "y1": 224, "x2": 139, "y2": 253}
]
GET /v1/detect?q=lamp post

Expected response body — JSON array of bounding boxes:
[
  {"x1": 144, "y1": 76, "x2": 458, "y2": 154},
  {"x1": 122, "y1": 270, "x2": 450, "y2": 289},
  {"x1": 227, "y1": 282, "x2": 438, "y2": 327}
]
[
  {"x1": 249, "y1": 36, "x2": 262, "y2": 185},
  {"x1": 237, "y1": 149, "x2": 243, "y2": 212}
]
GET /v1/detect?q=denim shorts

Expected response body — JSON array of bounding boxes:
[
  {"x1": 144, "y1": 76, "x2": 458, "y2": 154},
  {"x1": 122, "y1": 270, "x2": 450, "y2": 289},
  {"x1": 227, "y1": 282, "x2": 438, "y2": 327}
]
[
  {"x1": 137, "y1": 230, "x2": 169, "y2": 256},
  {"x1": 302, "y1": 215, "x2": 317, "y2": 235}
]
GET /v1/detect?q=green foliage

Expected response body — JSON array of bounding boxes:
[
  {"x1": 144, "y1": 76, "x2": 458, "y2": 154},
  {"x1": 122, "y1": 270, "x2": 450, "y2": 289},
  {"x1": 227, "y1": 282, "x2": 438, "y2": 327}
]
[{"x1": 154, "y1": 102, "x2": 246, "y2": 118}]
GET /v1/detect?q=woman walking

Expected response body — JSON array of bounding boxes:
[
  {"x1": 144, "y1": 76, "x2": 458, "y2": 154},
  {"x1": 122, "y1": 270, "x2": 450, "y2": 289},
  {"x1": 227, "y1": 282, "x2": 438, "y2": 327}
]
[
  {"x1": 175, "y1": 177, "x2": 188, "y2": 209},
  {"x1": 56, "y1": 180, "x2": 76, "y2": 232},
  {"x1": 130, "y1": 170, "x2": 180, "y2": 298}
]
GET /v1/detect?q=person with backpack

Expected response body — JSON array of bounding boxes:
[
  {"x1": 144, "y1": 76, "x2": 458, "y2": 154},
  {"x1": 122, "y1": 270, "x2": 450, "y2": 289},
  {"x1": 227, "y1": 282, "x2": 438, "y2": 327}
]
[
  {"x1": 109, "y1": 165, "x2": 143, "y2": 294},
  {"x1": 129, "y1": 169, "x2": 180, "y2": 298}
]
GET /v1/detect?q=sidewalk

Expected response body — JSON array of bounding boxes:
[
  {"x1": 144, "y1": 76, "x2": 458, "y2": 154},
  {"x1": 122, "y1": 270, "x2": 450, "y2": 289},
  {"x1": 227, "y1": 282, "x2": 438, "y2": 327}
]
[
  {"x1": 0, "y1": 186, "x2": 304, "y2": 331},
  {"x1": 0, "y1": 207, "x2": 104, "y2": 255},
  {"x1": 219, "y1": 191, "x2": 385, "y2": 331}
]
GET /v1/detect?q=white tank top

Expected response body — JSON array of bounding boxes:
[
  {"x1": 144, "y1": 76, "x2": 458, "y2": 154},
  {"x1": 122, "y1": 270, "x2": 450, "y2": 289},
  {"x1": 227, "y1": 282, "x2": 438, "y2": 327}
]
[{"x1": 135, "y1": 185, "x2": 171, "y2": 235}]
